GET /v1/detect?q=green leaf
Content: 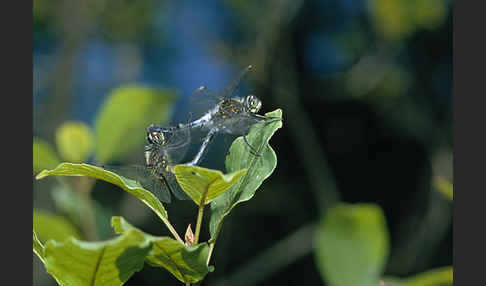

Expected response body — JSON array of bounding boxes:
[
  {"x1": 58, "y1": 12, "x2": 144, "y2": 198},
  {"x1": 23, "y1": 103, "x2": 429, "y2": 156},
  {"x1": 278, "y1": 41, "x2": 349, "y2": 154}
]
[
  {"x1": 209, "y1": 109, "x2": 282, "y2": 240},
  {"x1": 314, "y1": 203, "x2": 389, "y2": 286},
  {"x1": 33, "y1": 230, "x2": 45, "y2": 263},
  {"x1": 94, "y1": 84, "x2": 177, "y2": 163},
  {"x1": 173, "y1": 164, "x2": 247, "y2": 205},
  {"x1": 33, "y1": 138, "x2": 60, "y2": 174},
  {"x1": 35, "y1": 163, "x2": 168, "y2": 222},
  {"x1": 33, "y1": 209, "x2": 82, "y2": 244},
  {"x1": 382, "y1": 266, "x2": 453, "y2": 286},
  {"x1": 404, "y1": 266, "x2": 453, "y2": 286},
  {"x1": 55, "y1": 121, "x2": 95, "y2": 163},
  {"x1": 43, "y1": 228, "x2": 151, "y2": 286},
  {"x1": 111, "y1": 217, "x2": 211, "y2": 284},
  {"x1": 433, "y1": 176, "x2": 453, "y2": 201},
  {"x1": 51, "y1": 185, "x2": 115, "y2": 240}
]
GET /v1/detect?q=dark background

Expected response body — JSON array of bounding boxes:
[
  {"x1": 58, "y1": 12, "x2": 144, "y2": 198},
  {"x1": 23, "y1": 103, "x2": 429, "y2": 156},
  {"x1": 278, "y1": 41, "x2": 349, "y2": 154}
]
[{"x1": 33, "y1": 0, "x2": 452, "y2": 285}]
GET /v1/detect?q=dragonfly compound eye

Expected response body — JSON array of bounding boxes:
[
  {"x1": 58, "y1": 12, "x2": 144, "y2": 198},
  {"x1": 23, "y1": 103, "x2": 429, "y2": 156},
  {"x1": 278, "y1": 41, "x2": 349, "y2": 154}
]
[
  {"x1": 246, "y1": 95, "x2": 262, "y2": 113},
  {"x1": 148, "y1": 131, "x2": 166, "y2": 145}
]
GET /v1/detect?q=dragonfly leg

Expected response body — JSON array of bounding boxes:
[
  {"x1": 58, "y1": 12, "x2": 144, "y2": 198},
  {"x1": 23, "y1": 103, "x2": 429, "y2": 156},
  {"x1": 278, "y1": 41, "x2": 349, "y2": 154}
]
[
  {"x1": 243, "y1": 134, "x2": 262, "y2": 157},
  {"x1": 187, "y1": 128, "x2": 217, "y2": 166},
  {"x1": 250, "y1": 113, "x2": 282, "y2": 123}
]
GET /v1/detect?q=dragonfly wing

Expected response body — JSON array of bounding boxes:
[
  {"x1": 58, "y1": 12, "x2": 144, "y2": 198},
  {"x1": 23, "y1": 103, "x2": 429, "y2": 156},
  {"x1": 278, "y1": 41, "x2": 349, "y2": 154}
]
[
  {"x1": 220, "y1": 65, "x2": 253, "y2": 100},
  {"x1": 220, "y1": 113, "x2": 264, "y2": 136},
  {"x1": 188, "y1": 86, "x2": 221, "y2": 122},
  {"x1": 101, "y1": 165, "x2": 172, "y2": 203},
  {"x1": 163, "y1": 126, "x2": 192, "y2": 164},
  {"x1": 165, "y1": 171, "x2": 191, "y2": 200}
]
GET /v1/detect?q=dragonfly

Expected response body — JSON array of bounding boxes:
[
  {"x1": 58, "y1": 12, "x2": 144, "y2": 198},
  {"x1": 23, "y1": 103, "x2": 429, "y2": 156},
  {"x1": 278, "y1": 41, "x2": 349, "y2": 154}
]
[
  {"x1": 101, "y1": 124, "x2": 191, "y2": 203},
  {"x1": 153, "y1": 65, "x2": 281, "y2": 166}
]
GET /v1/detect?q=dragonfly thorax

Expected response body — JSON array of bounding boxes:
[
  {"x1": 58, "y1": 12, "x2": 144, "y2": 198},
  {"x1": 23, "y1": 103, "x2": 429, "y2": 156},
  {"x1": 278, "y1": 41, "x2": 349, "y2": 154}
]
[{"x1": 218, "y1": 98, "x2": 245, "y2": 119}]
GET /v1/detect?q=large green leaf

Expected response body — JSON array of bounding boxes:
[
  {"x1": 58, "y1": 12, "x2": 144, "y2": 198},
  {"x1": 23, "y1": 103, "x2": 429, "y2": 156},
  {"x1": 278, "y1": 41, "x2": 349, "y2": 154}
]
[
  {"x1": 209, "y1": 109, "x2": 282, "y2": 240},
  {"x1": 33, "y1": 209, "x2": 82, "y2": 244},
  {"x1": 33, "y1": 230, "x2": 45, "y2": 263},
  {"x1": 33, "y1": 138, "x2": 60, "y2": 174},
  {"x1": 173, "y1": 165, "x2": 247, "y2": 205},
  {"x1": 111, "y1": 217, "x2": 211, "y2": 284},
  {"x1": 314, "y1": 203, "x2": 389, "y2": 286},
  {"x1": 35, "y1": 163, "x2": 168, "y2": 222},
  {"x1": 55, "y1": 121, "x2": 95, "y2": 163},
  {"x1": 383, "y1": 266, "x2": 453, "y2": 286},
  {"x1": 404, "y1": 266, "x2": 453, "y2": 286},
  {"x1": 43, "y1": 228, "x2": 151, "y2": 286},
  {"x1": 94, "y1": 84, "x2": 177, "y2": 163}
]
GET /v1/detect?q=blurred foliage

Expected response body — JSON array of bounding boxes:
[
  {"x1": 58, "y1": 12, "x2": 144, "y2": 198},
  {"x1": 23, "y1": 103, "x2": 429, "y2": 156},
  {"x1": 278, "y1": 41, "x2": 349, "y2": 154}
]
[
  {"x1": 34, "y1": 0, "x2": 156, "y2": 42},
  {"x1": 433, "y1": 176, "x2": 453, "y2": 201},
  {"x1": 384, "y1": 266, "x2": 453, "y2": 286},
  {"x1": 94, "y1": 85, "x2": 177, "y2": 163},
  {"x1": 33, "y1": 209, "x2": 82, "y2": 244},
  {"x1": 314, "y1": 203, "x2": 389, "y2": 286},
  {"x1": 402, "y1": 266, "x2": 452, "y2": 286},
  {"x1": 34, "y1": 84, "x2": 177, "y2": 167},
  {"x1": 315, "y1": 204, "x2": 452, "y2": 286},
  {"x1": 369, "y1": 0, "x2": 449, "y2": 41},
  {"x1": 33, "y1": 138, "x2": 61, "y2": 174},
  {"x1": 55, "y1": 121, "x2": 94, "y2": 163},
  {"x1": 51, "y1": 185, "x2": 114, "y2": 240}
]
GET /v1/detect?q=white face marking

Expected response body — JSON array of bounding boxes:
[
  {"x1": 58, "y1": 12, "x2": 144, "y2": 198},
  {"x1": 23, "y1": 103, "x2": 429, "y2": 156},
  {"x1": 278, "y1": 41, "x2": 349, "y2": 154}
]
[{"x1": 144, "y1": 151, "x2": 151, "y2": 165}]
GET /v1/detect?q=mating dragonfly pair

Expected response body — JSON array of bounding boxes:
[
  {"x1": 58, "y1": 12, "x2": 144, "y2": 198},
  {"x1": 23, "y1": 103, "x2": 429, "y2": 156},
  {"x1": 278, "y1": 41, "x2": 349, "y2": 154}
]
[{"x1": 105, "y1": 65, "x2": 279, "y2": 203}]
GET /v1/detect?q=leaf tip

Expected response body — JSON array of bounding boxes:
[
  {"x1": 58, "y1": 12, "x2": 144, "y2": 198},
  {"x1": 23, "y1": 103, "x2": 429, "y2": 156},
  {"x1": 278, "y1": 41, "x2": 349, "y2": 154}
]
[{"x1": 35, "y1": 170, "x2": 49, "y2": 180}]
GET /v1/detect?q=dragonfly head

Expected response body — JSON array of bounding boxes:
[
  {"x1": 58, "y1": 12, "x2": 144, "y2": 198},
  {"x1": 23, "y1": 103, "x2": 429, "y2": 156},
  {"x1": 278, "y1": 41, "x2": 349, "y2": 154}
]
[
  {"x1": 146, "y1": 124, "x2": 167, "y2": 145},
  {"x1": 244, "y1": 94, "x2": 262, "y2": 114}
]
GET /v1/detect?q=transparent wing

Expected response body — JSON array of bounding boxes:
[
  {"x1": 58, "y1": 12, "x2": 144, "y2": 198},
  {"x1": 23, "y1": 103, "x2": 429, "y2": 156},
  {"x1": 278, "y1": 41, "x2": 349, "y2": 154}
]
[
  {"x1": 101, "y1": 165, "x2": 172, "y2": 203},
  {"x1": 187, "y1": 65, "x2": 253, "y2": 121},
  {"x1": 188, "y1": 86, "x2": 221, "y2": 123},
  {"x1": 165, "y1": 171, "x2": 191, "y2": 200},
  {"x1": 214, "y1": 113, "x2": 265, "y2": 136},
  {"x1": 220, "y1": 65, "x2": 253, "y2": 100},
  {"x1": 161, "y1": 125, "x2": 192, "y2": 164}
]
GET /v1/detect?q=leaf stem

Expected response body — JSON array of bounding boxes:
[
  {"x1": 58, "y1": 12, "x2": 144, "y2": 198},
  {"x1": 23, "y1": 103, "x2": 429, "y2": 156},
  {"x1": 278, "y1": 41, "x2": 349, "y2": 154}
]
[
  {"x1": 195, "y1": 182, "x2": 212, "y2": 244},
  {"x1": 194, "y1": 200, "x2": 205, "y2": 244},
  {"x1": 206, "y1": 242, "x2": 215, "y2": 266},
  {"x1": 161, "y1": 217, "x2": 184, "y2": 244}
]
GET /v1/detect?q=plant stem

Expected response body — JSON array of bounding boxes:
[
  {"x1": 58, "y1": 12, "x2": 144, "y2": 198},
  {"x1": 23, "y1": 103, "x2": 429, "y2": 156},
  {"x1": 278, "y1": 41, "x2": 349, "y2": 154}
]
[
  {"x1": 206, "y1": 242, "x2": 215, "y2": 266},
  {"x1": 162, "y1": 217, "x2": 184, "y2": 244},
  {"x1": 194, "y1": 183, "x2": 211, "y2": 244},
  {"x1": 194, "y1": 200, "x2": 205, "y2": 244},
  {"x1": 206, "y1": 218, "x2": 223, "y2": 265}
]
